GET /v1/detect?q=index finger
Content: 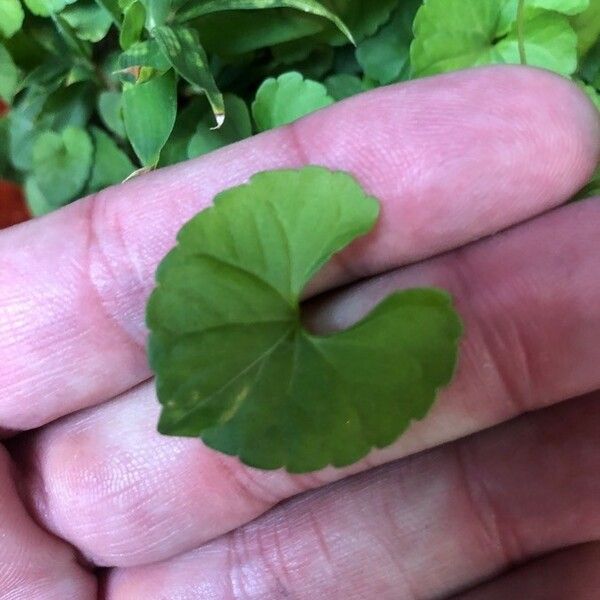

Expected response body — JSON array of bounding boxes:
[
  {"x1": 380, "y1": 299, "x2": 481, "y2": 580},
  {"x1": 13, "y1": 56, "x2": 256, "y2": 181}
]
[{"x1": 0, "y1": 66, "x2": 598, "y2": 432}]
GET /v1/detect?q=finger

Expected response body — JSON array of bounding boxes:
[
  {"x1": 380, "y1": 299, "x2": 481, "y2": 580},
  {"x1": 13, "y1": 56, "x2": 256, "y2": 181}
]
[
  {"x1": 454, "y1": 543, "x2": 600, "y2": 600},
  {"x1": 0, "y1": 446, "x2": 96, "y2": 599},
  {"x1": 14, "y1": 197, "x2": 600, "y2": 568},
  {"x1": 103, "y1": 393, "x2": 600, "y2": 599},
  {"x1": 1, "y1": 67, "x2": 598, "y2": 432}
]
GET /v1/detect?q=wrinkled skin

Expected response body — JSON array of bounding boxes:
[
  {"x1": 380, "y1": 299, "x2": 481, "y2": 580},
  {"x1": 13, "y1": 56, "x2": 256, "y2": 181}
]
[{"x1": 1, "y1": 66, "x2": 600, "y2": 599}]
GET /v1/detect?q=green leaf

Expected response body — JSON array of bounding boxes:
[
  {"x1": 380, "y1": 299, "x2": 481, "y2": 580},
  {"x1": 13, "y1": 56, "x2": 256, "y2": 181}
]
[
  {"x1": 324, "y1": 73, "x2": 364, "y2": 100},
  {"x1": 50, "y1": 13, "x2": 93, "y2": 61},
  {"x1": 187, "y1": 94, "x2": 252, "y2": 158},
  {"x1": 140, "y1": 0, "x2": 172, "y2": 27},
  {"x1": 580, "y1": 37, "x2": 600, "y2": 86},
  {"x1": 577, "y1": 80, "x2": 600, "y2": 110},
  {"x1": 118, "y1": 39, "x2": 171, "y2": 70},
  {"x1": 24, "y1": 175, "x2": 53, "y2": 216},
  {"x1": 192, "y1": 12, "x2": 324, "y2": 55},
  {"x1": 572, "y1": 165, "x2": 600, "y2": 201},
  {"x1": 0, "y1": 117, "x2": 15, "y2": 179},
  {"x1": 570, "y1": 0, "x2": 600, "y2": 55},
  {"x1": 119, "y1": 0, "x2": 145, "y2": 49},
  {"x1": 147, "y1": 167, "x2": 462, "y2": 472},
  {"x1": 98, "y1": 90, "x2": 126, "y2": 137},
  {"x1": 0, "y1": 0, "x2": 25, "y2": 39},
  {"x1": 17, "y1": 58, "x2": 69, "y2": 93},
  {"x1": 314, "y1": 0, "x2": 398, "y2": 45},
  {"x1": 122, "y1": 70, "x2": 177, "y2": 166},
  {"x1": 32, "y1": 126, "x2": 93, "y2": 207},
  {"x1": 7, "y1": 89, "x2": 48, "y2": 171},
  {"x1": 526, "y1": 0, "x2": 589, "y2": 15},
  {"x1": 94, "y1": 0, "x2": 121, "y2": 25},
  {"x1": 252, "y1": 71, "x2": 334, "y2": 131},
  {"x1": 356, "y1": 0, "x2": 421, "y2": 85},
  {"x1": 411, "y1": 0, "x2": 579, "y2": 77},
  {"x1": 0, "y1": 45, "x2": 19, "y2": 103},
  {"x1": 270, "y1": 40, "x2": 334, "y2": 79},
  {"x1": 297, "y1": 47, "x2": 336, "y2": 79},
  {"x1": 65, "y1": 64, "x2": 95, "y2": 85},
  {"x1": 271, "y1": 39, "x2": 314, "y2": 65},
  {"x1": 42, "y1": 82, "x2": 95, "y2": 130},
  {"x1": 61, "y1": 0, "x2": 113, "y2": 42},
  {"x1": 87, "y1": 126, "x2": 134, "y2": 192},
  {"x1": 22, "y1": 0, "x2": 76, "y2": 16},
  {"x1": 177, "y1": 0, "x2": 355, "y2": 44},
  {"x1": 158, "y1": 96, "x2": 205, "y2": 167},
  {"x1": 152, "y1": 25, "x2": 224, "y2": 126}
]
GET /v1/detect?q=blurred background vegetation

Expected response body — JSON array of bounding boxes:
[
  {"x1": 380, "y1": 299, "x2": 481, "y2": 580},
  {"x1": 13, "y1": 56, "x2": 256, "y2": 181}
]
[{"x1": 0, "y1": 0, "x2": 598, "y2": 227}]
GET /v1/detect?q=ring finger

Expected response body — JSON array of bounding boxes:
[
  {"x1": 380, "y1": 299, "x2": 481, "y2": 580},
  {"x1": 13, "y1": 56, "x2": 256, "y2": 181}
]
[{"x1": 104, "y1": 391, "x2": 600, "y2": 599}]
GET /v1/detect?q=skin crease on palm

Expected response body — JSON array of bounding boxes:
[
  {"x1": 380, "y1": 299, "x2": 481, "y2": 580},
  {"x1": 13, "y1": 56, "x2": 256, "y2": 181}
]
[{"x1": 0, "y1": 65, "x2": 599, "y2": 600}]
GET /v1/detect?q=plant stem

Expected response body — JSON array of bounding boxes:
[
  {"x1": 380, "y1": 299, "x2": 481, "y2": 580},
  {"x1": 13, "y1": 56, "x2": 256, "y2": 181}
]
[{"x1": 517, "y1": 0, "x2": 527, "y2": 65}]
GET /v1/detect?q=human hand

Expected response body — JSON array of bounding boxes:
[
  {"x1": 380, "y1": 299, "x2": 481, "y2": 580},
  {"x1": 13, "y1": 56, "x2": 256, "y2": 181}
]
[{"x1": 1, "y1": 66, "x2": 599, "y2": 599}]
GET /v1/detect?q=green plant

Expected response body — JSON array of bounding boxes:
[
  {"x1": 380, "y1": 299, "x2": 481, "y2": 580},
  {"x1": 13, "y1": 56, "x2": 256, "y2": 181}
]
[
  {"x1": 0, "y1": 0, "x2": 598, "y2": 213},
  {"x1": 146, "y1": 167, "x2": 463, "y2": 472}
]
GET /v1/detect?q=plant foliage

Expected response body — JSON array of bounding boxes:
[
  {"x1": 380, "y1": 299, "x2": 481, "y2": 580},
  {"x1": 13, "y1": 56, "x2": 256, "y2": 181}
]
[
  {"x1": 0, "y1": 0, "x2": 597, "y2": 212},
  {"x1": 146, "y1": 167, "x2": 463, "y2": 472}
]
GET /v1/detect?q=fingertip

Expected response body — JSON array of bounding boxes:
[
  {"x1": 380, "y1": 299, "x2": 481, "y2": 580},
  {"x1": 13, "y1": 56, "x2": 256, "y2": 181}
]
[
  {"x1": 295, "y1": 65, "x2": 599, "y2": 203},
  {"x1": 499, "y1": 65, "x2": 600, "y2": 180}
]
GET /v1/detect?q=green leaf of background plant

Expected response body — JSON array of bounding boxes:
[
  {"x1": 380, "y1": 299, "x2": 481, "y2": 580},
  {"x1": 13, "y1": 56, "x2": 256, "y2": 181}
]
[
  {"x1": 187, "y1": 93, "x2": 251, "y2": 158},
  {"x1": 356, "y1": 0, "x2": 421, "y2": 85},
  {"x1": 50, "y1": 13, "x2": 93, "y2": 60},
  {"x1": 119, "y1": 0, "x2": 145, "y2": 49},
  {"x1": 17, "y1": 58, "x2": 69, "y2": 94},
  {"x1": 177, "y1": 0, "x2": 355, "y2": 44},
  {"x1": 122, "y1": 70, "x2": 177, "y2": 166},
  {"x1": 147, "y1": 166, "x2": 462, "y2": 472},
  {"x1": 7, "y1": 89, "x2": 49, "y2": 171},
  {"x1": 32, "y1": 126, "x2": 93, "y2": 207},
  {"x1": 577, "y1": 80, "x2": 600, "y2": 110},
  {"x1": 252, "y1": 71, "x2": 334, "y2": 131},
  {"x1": 530, "y1": 0, "x2": 589, "y2": 15},
  {"x1": 158, "y1": 96, "x2": 205, "y2": 167},
  {"x1": 152, "y1": 25, "x2": 224, "y2": 126},
  {"x1": 0, "y1": 117, "x2": 14, "y2": 179},
  {"x1": 118, "y1": 39, "x2": 171, "y2": 70},
  {"x1": 411, "y1": 0, "x2": 579, "y2": 77},
  {"x1": 61, "y1": 0, "x2": 113, "y2": 42},
  {"x1": 500, "y1": 0, "x2": 590, "y2": 15},
  {"x1": 24, "y1": 175, "x2": 53, "y2": 216},
  {"x1": 94, "y1": 0, "x2": 121, "y2": 25},
  {"x1": 0, "y1": 45, "x2": 19, "y2": 103},
  {"x1": 271, "y1": 39, "x2": 315, "y2": 65},
  {"x1": 140, "y1": 0, "x2": 172, "y2": 27},
  {"x1": 0, "y1": 0, "x2": 25, "y2": 39},
  {"x1": 65, "y1": 64, "x2": 95, "y2": 85},
  {"x1": 580, "y1": 38, "x2": 600, "y2": 86},
  {"x1": 570, "y1": 0, "x2": 600, "y2": 55},
  {"x1": 98, "y1": 90, "x2": 126, "y2": 137},
  {"x1": 323, "y1": 73, "x2": 364, "y2": 100},
  {"x1": 22, "y1": 0, "x2": 76, "y2": 17},
  {"x1": 313, "y1": 0, "x2": 398, "y2": 45},
  {"x1": 87, "y1": 126, "x2": 134, "y2": 192},
  {"x1": 192, "y1": 11, "x2": 323, "y2": 55},
  {"x1": 572, "y1": 165, "x2": 600, "y2": 201},
  {"x1": 42, "y1": 82, "x2": 95, "y2": 130}
]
